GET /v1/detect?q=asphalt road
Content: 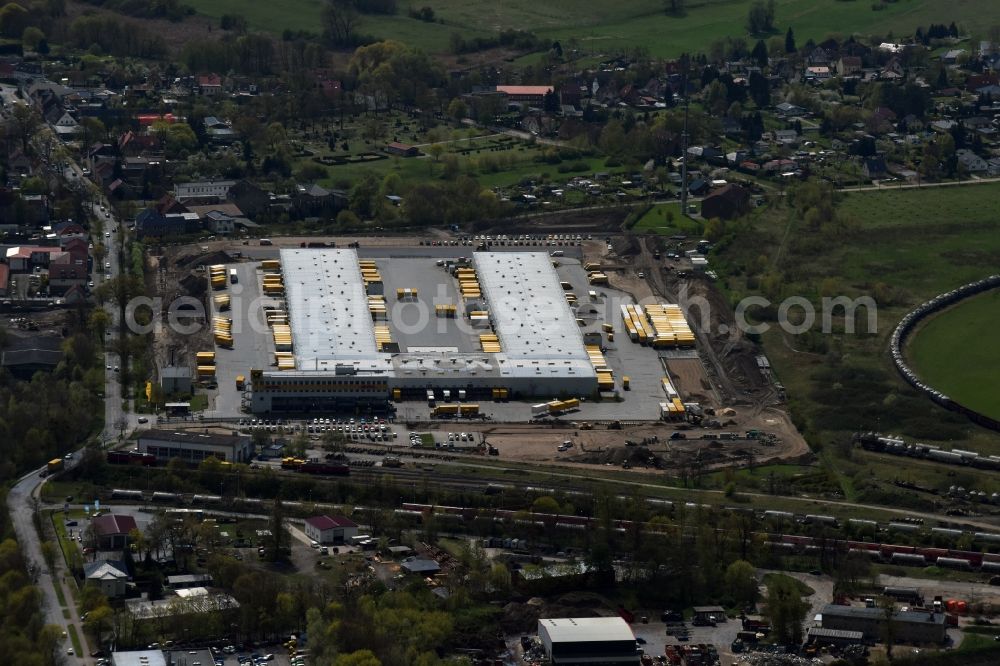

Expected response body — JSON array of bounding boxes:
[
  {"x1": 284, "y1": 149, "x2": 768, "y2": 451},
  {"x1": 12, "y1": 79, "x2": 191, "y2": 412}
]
[{"x1": 5, "y1": 153, "x2": 139, "y2": 666}]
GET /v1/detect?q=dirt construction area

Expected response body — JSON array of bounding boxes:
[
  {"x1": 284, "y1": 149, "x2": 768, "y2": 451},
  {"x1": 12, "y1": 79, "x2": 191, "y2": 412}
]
[{"x1": 419, "y1": 410, "x2": 809, "y2": 474}]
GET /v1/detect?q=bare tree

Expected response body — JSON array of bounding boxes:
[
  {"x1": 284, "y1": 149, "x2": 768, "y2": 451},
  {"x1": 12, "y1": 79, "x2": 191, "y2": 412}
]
[{"x1": 322, "y1": 0, "x2": 359, "y2": 47}]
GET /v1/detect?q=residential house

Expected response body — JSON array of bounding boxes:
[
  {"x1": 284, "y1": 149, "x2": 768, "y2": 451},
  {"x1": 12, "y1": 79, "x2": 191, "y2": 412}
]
[
  {"x1": 303, "y1": 515, "x2": 359, "y2": 545},
  {"x1": 293, "y1": 183, "x2": 347, "y2": 217},
  {"x1": 386, "y1": 142, "x2": 419, "y2": 157},
  {"x1": 51, "y1": 111, "x2": 81, "y2": 138},
  {"x1": 956, "y1": 149, "x2": 988, "y2": 173},
  {"x1": 988, "y1": 157, "x2": 1000, "y2": 176},
  {"x1": 5, "y1": 246, "x2": 62, "y2": 272},
  {"x1": 701, "y1": 183, "x2": 750, "y2": 220},
  {"x1": 967, "y1": 73, "x2": 999, "y2": 92},
  {"x1": 47, "y1": 253, "x2": 88, "y2": 294},
  {"x1": 805, "y1": 66, "x2": 831, "y2": 81},
  {"x1": 838, "y1": 56, "x2": 863, "y2": 76},
  {"x1": 773, "y1": 129, "x2": 799, "y2": 145},
  {"x1": 880, "y1": 59, "x2": 905, "y2": 81},
  {"x1": 198, "y1": 74, "x2": 223, "y2": 96},
  {"x1": 135, "y1": 208, "x2": 198, "y2": 239},
  {"x1": 92, "y1": 514, "x2": 138, "y2": 550},
  {"x1": 942, "y1": 49, "x2": 966, "y2": 65},
  {"x1": 495, "y1": 85, "x2": 553, "y2": 105},
  {"x1": 203, "y1": 116, "x2": 237, "y2": 143},
  {"x1": 84, "y1": 560, "x2": 129, "y2": 598},
  {"x1": 54, "y1": 223, "x2": 87, "y2": 246},
  {"x1": 203, "y1": 211, "x2": 237, "y2": 235},
  {"x1": 862, "y1": 156, "x2": 889, "y2": 179},
  {"x1": 807, "y1": 47, "x2": 831, "y2": 65},
  {"x1": 119, "y1": 131, "x2": 162, "y2": 156},
  {"x1": 227, "y1": 180, "x2": 269, "y2": 218},
  {"x1": 774, "y1": 102, "x2": 806, "y2": 118}
]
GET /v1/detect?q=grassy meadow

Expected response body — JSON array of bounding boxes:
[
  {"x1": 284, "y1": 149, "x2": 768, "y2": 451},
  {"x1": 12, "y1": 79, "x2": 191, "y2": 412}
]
[
  {"x1": 185, "y1": 0, "x2": 1000, "y2": 56},
  {"x1": 907, "y1": 290, "x2": 1000, "y2": 421}
]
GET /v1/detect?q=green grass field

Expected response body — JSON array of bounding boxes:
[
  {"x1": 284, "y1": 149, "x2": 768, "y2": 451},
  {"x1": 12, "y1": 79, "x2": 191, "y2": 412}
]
[
  {"x1": 908, "y1": 290, "x2": 1000, "y2": 421},
  {"x1": 185, "y1": 0, "x2": 1000, "y2": 56}
]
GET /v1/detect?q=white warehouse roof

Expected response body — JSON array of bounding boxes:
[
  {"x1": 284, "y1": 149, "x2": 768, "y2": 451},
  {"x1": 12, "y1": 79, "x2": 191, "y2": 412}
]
[
  {"x1": 474, "y1": 252, "x2": 588, "y2": 361},
  {"x1": 281, "y1": 248, "x2": 378, "y2": 363},
  {"x1": 539, "y1": 616, "x2": 636, "y2": 643}
]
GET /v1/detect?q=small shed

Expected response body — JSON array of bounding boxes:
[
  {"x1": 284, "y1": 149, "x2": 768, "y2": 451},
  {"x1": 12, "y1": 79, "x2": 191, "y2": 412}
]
[{"x1": 161, "y1": 366, "x2": 192, "y2": 394}]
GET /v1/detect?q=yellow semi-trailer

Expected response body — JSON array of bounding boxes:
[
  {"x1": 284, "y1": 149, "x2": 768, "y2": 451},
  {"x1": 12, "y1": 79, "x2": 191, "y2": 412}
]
[{"x1": 196, "y1": 351, "x2": 216, "y2": 364}]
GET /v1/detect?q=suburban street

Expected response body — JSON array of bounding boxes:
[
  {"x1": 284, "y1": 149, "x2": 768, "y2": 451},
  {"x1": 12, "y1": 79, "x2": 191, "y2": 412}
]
[{"x1": 5, "y1": 167, "x2": 132, "y2": 666}]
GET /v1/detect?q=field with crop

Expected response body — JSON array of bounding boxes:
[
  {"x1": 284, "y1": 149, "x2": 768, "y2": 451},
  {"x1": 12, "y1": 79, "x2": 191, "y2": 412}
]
[
  {"x1": 184, "y1": 0, "x2": 1000, "y2": 56},
  {"x1": 907, "y1": 289, "x2": 1000, "y2": 421}
]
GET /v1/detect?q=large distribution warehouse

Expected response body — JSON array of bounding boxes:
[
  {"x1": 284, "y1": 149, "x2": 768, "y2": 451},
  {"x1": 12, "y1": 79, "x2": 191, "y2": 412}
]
[{"x1": 247, "y1": 249, "x2": 600, "y2": 413}]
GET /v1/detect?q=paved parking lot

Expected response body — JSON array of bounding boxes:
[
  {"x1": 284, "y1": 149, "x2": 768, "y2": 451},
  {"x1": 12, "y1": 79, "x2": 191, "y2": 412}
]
[{"x1": 632, "y1": 618, "x2": 740, "y2": 664}]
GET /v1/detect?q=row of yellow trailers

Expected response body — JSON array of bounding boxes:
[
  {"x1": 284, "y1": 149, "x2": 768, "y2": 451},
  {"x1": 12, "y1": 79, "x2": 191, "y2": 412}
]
[
  {"x1": 374, "y1": 323, "x2": 393, "y2": 352},
  {"x1": 585, "y1": 344, "x2": 615, "y2": 392},
  {"x1": 213, "y1": 293, "x2": 230, "y2": 311},
  {"x1": 396, "y1": 288, "x2": 418, "y2": 301},
  {"x1": 644, "y1": 303, "x2": 696, "y2": 347},
  {"x1": 359, "y1": 260, "x2": 382, "y2": 292},
  {"x1": 272, "y1": 323, "x2": 292, "y2": 352},
  {"x1": 620, "y1": 303, "x2": 695, "y2": 348},
  {"x1": 431, "y1": 403, "x2": 481, "y2": 417},
  {"x1": 262, "y1": 272, "x2": 284, "y2": 296},
  {"x1": 261, "y1": 259, "x2": 281, "y2": 273},
  {"x1": 214, "y1": 316, "x2": 232, "y2": 348},
  {"x1": 197, "y1": 350, "x2": 216, "y2": 381},
  {"x1": 660, "y1": 376, "x2": 684, "y2": 419},
  {"x1": 479, "y1": 333, "x2": 501, "y2": 353},
  {"x1": 369, "y1": 295, "x2": 386, "y2": 320},
  {"x1": 456, "y1": 267, "x2": 481, "y2": 300},
  {"x1": 209, "y1": 264, "x2": 227, "y2": 290}
]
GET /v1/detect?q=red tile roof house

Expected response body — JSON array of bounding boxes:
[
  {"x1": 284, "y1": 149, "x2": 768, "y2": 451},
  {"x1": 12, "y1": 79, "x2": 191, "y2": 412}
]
[
  {"x1": 92, "y1": 514, "x2": 138, "y2": 550},
  {"x1": 303, "y1": 515, "x2": 359, "y2": 545}
]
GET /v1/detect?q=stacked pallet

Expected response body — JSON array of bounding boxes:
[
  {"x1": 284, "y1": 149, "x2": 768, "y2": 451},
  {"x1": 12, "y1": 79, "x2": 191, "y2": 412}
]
[
  {"x1": 645, "y1": 303, "x2": 696, "y2": 348},
  {"x1": 213, "y1": 294, "x2": 231, "y2": 311},
  {"x1": 374, "y1": 323, "x2": 394, "y2": 351},
  {"x1": 456, "y1": 267, "x2": 481, "y2": 300},
  {"x1": 272, "y1": 323, "x2": 292, "y2": 352},
  {"x1": 209, "y1": 264, "x2": 227, "y2": 290},
  {"x1": 479, "y1": 333, "x2": 501, "y2": 353}
]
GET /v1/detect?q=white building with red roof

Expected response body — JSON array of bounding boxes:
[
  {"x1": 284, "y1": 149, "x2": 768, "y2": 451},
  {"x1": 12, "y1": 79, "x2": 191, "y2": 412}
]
[{"x1": 304, "y1": 515, "x2": 359, "y2": 545}]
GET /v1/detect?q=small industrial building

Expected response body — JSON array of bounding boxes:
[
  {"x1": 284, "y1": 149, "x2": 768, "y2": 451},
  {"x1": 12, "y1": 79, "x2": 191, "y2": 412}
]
[
  {"x1": 92, "y1": 514, "x2": 138, "y2": 550},
  {"x1": 820, "y1": 604, "x2": 947, "y2": 644},
  {"x1": 166, "y1": 573, "x2": 213, "y2": 589},
  {"x1": 538, "y1": 617, "x2": 640, "y2": 666},
  {"x1": 160, "y1": 366, "x2": 192, "y2": 395},
  {"x1": 84, "y1": 559, "x2": 129, "y2": 598},
  {"x1": 304, "y1": 515, "x2": 359, "y2": 544},
  {"x1": 137, "y1": 429, "x2": 253, "y2": 464},
  {"x1": 112, "y1": 651, "x2": 167, "y2": 666},
  {"x1": 400, "y1": 557, "x2": 441, "y2": 575},
  {"x1": 693, "y1": 606, "x2": 726, "y2": 623}
]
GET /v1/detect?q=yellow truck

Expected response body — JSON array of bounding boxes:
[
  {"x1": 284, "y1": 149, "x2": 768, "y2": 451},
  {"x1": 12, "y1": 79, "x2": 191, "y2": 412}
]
[{"x1": 235, "y1": 375, "x2": 245, "y2": 390}]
